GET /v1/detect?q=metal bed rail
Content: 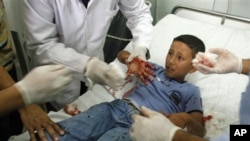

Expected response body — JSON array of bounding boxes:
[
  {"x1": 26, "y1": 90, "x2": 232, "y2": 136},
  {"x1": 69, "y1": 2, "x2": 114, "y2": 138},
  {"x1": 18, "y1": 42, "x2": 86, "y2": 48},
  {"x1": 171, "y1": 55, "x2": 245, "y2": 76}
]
[{"x1": 171, "y1": 5, "x2": 250, "y2": 25}]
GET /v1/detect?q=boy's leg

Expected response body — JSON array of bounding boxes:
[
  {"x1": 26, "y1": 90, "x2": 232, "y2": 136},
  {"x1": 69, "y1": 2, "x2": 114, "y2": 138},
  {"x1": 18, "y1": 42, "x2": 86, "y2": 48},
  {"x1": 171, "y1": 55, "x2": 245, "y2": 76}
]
[
  {"x1": 44, "y1": 99, "x2": 135, "y2": 141},
  {"x1": 44, "y1": 102, "x2": 116, "y2": 141},
  {"x1": 97, "y1": 127, "x2": 131, "y2": 141},
  {"x1": 97, "y1": 100, "x2": 137, "y2": 141}
]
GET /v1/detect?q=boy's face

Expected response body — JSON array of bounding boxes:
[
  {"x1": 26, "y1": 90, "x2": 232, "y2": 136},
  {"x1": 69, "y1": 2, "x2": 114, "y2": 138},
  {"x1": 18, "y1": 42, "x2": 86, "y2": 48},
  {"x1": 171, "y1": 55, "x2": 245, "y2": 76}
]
[{"x1": 165, "y1": 41, "x2": 196, "y2": 82}]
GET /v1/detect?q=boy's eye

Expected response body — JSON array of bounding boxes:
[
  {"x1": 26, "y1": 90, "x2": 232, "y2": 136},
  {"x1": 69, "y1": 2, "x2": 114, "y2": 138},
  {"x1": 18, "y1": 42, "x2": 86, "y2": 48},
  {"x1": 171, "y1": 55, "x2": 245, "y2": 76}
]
[
  {"x1": 178, "y1": 56, "x2": 184, "y2": 60},
  {"x1": 168, "y1": 52, "x2": 173, "y2": 56}
]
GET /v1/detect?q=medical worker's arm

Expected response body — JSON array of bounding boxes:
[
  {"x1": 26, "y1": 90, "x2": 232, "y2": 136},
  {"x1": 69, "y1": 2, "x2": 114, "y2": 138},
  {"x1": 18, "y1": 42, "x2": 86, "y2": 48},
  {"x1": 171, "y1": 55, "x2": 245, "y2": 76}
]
[
  {"x1": 22, "y1": 0, "x2": 89, "y2": 74},
  {"x1": 19, "y1": 104, "x2": 64, "y2": 141},
  {"x1": 84, "y1": 57, "x2": 126, "y2": 89},
  {"x1": 0, "y1": 66, "x2": 24, "y2": 116},
  {"x1": 192, "y1": 48, "x2": 250, "y2": 74},
  {"x1": 0, "y1": 65, "x2": 72, "y2": 116},
  {"x1": 23, "y1": 0, "x2": 125, "y2": 89},
  {"x1": 119, "y1": 0, "x2": 153, "y2": 61},
  {"x1": 15, "y1": 65, "x2": 72, "y2": 104},
  {"x1": 117, "y1": 50, "x2": 155, "y2": 85}
]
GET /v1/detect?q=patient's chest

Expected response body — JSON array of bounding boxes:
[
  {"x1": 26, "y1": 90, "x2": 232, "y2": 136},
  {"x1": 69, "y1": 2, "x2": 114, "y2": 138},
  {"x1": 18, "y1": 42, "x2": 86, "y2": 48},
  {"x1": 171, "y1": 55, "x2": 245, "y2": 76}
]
[{"x1": 126, "y1": 65, "x2": 201, "y2": 114}]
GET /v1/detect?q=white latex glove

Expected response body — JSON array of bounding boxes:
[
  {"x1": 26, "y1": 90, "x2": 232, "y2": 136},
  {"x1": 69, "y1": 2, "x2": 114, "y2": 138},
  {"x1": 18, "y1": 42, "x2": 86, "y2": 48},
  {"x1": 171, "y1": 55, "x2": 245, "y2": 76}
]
[
  {"x1": 130, "y1": 106, "x2": 181, "y2": 141},
  {"x1": 84, "y1": 57, "x2": 126, "y2": 89},
  {"x1": 127, "y1": 46, "x2": 148, "y2": 62},
  {"x1": 192, "y1": 48, "x2": 242, "y2": 74},
  {"x1": 14, "y1": 65, "x2": 72, "y2": 105}
]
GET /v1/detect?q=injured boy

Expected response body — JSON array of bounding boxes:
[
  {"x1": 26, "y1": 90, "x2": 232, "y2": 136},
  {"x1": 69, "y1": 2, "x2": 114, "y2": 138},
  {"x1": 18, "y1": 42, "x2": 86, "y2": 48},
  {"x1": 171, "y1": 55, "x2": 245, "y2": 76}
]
[{"x1": 43, "y1": 34, "x2": 206, "y2": 141}]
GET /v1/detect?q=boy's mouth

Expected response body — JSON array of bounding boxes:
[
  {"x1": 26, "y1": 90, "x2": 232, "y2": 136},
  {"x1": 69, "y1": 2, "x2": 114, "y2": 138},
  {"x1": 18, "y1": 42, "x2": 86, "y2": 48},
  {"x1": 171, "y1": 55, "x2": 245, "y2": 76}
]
[{"x1": 166, "y1": 66, "x2": 174, "y2": 73}]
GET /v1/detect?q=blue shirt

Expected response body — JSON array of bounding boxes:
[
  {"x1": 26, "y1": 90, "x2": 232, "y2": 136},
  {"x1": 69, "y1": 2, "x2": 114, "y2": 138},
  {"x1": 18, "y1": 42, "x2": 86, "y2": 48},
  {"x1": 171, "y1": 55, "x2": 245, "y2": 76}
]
[{"x1": 126, "y1": 62, "x2": 203, "y2": 114}]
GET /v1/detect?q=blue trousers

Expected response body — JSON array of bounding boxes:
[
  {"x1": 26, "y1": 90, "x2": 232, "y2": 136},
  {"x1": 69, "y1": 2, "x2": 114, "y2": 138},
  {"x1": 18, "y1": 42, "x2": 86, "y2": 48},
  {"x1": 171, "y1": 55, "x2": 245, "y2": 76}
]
[{"x1": 46, "y1": 99, "x2": 136, "y2": 141}]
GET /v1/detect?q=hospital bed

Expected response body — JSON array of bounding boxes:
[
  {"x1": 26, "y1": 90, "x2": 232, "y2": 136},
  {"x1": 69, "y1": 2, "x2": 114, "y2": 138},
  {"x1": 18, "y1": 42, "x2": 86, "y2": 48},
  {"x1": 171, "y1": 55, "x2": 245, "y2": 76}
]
[{"x1": 10, "y1": 5, "x2": 250, "y2": 141}]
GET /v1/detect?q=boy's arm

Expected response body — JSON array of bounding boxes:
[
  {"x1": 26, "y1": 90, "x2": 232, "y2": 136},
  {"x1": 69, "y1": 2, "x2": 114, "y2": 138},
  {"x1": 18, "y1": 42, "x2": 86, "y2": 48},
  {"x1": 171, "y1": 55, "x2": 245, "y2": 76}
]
[
  {"x1": 242, "y1": 59, "x2": 250, "y2": 75},
  {"x1": 173, "y1": 129, "x2": 206, "y2": 141},
  {"x1": 117, "y1": 50, "x2": 131, "y2": 64},
  {"x1": 167, "y1": 112, "x2": 206, "y2": 138},
  {"x1": 186, "y1": 112, "x2": 206, "y2": 137}
]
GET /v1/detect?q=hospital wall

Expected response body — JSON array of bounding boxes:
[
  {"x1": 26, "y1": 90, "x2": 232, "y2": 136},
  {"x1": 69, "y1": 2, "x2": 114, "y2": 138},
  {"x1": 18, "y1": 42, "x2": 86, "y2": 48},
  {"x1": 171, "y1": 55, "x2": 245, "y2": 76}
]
[
  {"x1": 147, "y1": 0, "x2": 250, "y2": 23},
  {"x1": 4, "y1": 0, "x2": 250, "y2": 40}
]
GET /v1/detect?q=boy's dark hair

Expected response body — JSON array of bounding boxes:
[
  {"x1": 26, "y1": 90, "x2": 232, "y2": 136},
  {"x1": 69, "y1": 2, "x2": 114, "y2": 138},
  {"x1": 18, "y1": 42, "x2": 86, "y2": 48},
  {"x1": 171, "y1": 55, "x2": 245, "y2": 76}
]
[{"x1": 173, "y1": 34, "x2": 205, "y2": 58}]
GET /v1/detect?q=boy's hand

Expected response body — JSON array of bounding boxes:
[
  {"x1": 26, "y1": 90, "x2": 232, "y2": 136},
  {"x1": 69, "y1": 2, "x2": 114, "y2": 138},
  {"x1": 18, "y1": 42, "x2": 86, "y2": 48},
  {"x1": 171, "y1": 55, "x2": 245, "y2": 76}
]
[{"x1": 126, "y1": 57, "x2": 155, "y2": 85}]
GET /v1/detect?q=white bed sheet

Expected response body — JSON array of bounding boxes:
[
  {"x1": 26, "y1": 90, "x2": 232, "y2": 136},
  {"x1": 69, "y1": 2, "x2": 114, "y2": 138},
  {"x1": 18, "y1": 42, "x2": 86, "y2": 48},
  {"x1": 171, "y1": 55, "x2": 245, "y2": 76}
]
[
  {"x1": 147, "y1": 14, "x2": 250, "y2": 138},
  {"x1": 10, "y1": 14, "x2": 250, "y2": 140}
]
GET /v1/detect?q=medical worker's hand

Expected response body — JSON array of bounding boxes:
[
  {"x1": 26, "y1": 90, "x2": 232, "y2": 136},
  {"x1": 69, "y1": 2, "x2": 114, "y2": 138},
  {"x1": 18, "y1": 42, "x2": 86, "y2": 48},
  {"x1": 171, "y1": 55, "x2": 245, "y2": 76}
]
[
  {"x1": 130, "y1": 106, "x2": 181, "y2": 141},
  {"x1": 127, "y1": 46, "x2": 148, "y2": 62},
  {"x1": 84, "y1": 57, "x2": 126, "y2": 89},
  {"x1": 192, "y1": 48, "x2": 242, "y2": 74},
  {"x1": 19, "y1": 105, "x2": 64, "y2": 141},
  {"x1": 14, "y1": 65, "x2": 72, "y2": 105}
]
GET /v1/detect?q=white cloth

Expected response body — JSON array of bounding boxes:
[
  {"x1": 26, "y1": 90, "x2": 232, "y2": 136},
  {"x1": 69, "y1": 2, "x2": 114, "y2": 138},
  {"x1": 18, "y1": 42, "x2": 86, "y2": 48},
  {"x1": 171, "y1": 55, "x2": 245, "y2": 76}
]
[{"x1": 22, "y1": 0, "x2": 153, "y2": 109}]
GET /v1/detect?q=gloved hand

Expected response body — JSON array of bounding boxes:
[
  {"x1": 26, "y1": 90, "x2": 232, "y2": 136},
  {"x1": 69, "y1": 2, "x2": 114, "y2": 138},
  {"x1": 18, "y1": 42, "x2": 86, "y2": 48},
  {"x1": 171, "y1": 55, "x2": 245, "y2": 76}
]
[
  {"x1": 130, "y1": 106, "x2": 181, "y2": 141},
  {"x1": 14, "y1": 65, "x2": 72, "y2": 105},
  {"x1": 192, "y1": 48, "x2": 242, "y2": 74},
  {"x1": 127, "y1": 46, "x2": 148, "y2": 62},
  {"x1": 84, "y1": 57, "x2": 126, "y2": 89}
]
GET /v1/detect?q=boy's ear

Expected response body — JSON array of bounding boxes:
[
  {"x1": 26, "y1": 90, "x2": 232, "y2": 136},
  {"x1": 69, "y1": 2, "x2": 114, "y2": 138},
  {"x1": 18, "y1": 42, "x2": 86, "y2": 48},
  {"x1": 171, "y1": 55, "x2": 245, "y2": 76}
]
[{"x1": 189, "y1": 66, "x2": 197, "y2": 73}]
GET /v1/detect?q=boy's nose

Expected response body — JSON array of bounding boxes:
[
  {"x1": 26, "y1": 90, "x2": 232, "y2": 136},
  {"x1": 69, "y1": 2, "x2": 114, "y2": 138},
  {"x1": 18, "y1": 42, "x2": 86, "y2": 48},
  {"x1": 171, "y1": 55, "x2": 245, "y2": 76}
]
[{"x1": 169, "y1": 57, "x2": 176, "y2": 64}]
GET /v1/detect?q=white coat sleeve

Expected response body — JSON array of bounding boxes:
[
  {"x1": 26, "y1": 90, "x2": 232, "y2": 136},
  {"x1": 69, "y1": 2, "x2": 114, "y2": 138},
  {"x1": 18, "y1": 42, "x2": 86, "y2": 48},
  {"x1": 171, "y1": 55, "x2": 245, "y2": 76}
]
[
  {"x1": 119, "y1": 0, "x2": 153, "y2": 49},
  {"x1": 22, "y1": 0, "x2": 89, "y2": 75}
]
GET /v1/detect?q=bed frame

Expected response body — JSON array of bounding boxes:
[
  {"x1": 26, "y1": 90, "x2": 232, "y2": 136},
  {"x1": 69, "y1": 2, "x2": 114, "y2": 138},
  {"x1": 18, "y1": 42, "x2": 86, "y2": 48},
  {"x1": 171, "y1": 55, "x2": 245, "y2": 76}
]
[{"x1": 171, "y1": 5, "x2": 250, "y2": 30}]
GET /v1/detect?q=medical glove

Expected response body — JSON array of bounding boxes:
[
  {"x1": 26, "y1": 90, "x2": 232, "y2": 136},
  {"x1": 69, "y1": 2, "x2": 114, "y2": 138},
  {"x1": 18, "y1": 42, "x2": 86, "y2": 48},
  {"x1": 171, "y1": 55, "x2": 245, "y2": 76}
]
[
  {"x1": 192, "y1": 48, "x2": 242, "y2": 74},
  {"x1": 130, "y1": 106, "x2": 181, "y2": 141},
  {"x1": 84, "y1": 57, "x2": 125, "y2": 89},
  {"x1": 14, "y1": 65, "x2": 72, "y2": 105},
  {"x1": 128, "y1": 46, "x2": 149, "y2": 62}
]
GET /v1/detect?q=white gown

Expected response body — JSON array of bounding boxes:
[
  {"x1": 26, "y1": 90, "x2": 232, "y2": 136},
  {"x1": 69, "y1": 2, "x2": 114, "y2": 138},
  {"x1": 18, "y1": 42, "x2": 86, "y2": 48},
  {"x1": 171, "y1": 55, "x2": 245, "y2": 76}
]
[{"x1": 22, "y1": 0, "x2": 153, "y2": 109}]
